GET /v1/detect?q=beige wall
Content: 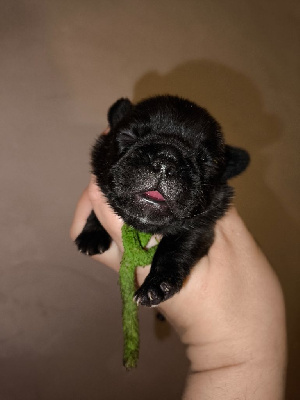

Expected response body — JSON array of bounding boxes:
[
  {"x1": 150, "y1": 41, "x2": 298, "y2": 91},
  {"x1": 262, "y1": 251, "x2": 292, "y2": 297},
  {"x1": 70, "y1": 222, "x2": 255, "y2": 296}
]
[{"x1": 0, "y1": 1, "x2": 299, "y2": 398}]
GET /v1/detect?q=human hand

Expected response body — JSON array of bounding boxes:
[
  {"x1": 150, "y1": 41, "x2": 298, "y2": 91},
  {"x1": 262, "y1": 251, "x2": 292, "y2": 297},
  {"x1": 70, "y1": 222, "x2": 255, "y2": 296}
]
[{"x1": 70, "y1": 178, "x2": 286, "y2": 399}]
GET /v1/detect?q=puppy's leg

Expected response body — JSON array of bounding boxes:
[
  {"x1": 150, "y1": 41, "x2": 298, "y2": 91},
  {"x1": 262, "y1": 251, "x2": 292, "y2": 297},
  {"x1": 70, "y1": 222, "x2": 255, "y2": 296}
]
[
  {"x1": 75, "y1": 210, "x2": 112, "y2": 256},
  {"x1": 134, "y1": 228, "x2": 214, "y2": 307}
]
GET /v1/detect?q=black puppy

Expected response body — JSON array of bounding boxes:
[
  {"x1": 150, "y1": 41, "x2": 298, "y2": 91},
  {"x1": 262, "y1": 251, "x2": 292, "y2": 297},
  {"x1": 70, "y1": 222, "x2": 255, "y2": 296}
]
[{"x1": 75, "y1": 95, "x2": 249, "y2": 306}]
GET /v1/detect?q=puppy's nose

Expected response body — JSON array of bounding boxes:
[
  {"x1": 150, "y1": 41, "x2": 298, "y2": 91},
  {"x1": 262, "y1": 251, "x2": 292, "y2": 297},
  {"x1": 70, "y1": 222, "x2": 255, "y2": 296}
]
[{"x1": 152, "y1": 158, "x2": 176, "y2": 177}]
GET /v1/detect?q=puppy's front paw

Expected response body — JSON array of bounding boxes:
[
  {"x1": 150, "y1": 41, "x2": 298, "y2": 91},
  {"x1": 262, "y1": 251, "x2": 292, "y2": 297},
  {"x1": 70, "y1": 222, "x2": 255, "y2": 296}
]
[
  {"x1": 134, "y1": 276, "x2": 179, "y2": 307},
  {"x1": 75, "y1": 230, "x2": 111, "y2": 256}
]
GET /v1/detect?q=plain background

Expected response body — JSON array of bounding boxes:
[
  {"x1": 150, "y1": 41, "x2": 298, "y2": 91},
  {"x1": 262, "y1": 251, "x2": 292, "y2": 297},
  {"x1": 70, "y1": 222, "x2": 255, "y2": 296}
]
[{"x1": 0, "y1": 1, "x2": 299, "y2": 399}]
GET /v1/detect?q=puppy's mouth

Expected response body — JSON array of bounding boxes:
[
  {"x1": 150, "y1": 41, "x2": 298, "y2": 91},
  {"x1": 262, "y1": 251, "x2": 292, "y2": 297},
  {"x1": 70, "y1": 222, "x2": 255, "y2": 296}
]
[
  {"x1": 143, "y1": 190, "x2": 165, "y2": 202},
  {"x1": 137, "y1": 190, "x2": 168, "y2": 207}
]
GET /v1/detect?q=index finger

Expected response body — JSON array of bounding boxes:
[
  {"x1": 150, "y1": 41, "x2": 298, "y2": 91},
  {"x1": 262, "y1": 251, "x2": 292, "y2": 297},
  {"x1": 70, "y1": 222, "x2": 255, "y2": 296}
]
[
  {"x1": 70, "y1": 187, "x2": 93, "y2": 242},
  {"x1": 70, "y1": 182, "x2": 123, "y2": 271},
  {"x1": 88, "y1": 176, "x2": 124, "y2": 251}
]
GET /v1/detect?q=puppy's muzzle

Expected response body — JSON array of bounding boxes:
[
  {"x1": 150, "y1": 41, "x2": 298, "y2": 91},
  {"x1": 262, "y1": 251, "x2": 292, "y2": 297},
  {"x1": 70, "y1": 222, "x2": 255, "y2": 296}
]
[{"x1": 152, "y1": 157, "x2": 176, "y2": 178}]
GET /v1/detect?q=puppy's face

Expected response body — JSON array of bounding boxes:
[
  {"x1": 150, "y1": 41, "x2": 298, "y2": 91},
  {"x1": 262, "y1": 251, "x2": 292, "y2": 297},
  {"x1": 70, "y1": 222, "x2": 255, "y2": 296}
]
[{"x1": 93, "y1": 96, "x2": 227, "y2": 234}]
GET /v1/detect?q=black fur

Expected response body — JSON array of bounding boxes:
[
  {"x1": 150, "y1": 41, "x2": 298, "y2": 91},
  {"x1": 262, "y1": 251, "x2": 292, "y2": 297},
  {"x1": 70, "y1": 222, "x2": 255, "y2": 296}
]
[{"x1": 75, "y1": 95, "x2": 249, "y2": 306}]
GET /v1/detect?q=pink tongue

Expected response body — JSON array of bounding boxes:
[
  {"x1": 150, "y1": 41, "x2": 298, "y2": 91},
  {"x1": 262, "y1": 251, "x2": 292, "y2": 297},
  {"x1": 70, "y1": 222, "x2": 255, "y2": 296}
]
[{"x1": 144, "y1": 190, "x2": 165, "y2": 201}]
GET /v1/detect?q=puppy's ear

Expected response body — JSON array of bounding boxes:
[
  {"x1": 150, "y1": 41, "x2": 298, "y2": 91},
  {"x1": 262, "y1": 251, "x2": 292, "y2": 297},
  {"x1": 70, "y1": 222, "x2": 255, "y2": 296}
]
[
  {"x1": 223, "y1": 145, "x2": 250, "y2": 180},
  {"x1": 108, "y1": 98, "x2": 132, "y2": 128}
]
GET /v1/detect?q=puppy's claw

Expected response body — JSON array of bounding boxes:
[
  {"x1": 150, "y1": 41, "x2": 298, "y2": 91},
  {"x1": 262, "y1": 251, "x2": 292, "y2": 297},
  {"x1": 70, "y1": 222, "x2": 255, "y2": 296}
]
[
  {"x1": 134, "y1": 275, "x2": 180, "y2": 307},
  {"x1": 148, "y1": 290, "x2": 153, "y2": 301},
  {"x1": 75, "y1": 229, "x2": 111, "y2": 257},
  {"x1": 134, "y1": 286, "x2": 163, "y2": 307},
  {"x1": 133, "y1": 295, "x2": 141, "y2": 306},
  {"x1": 160, "y1": 282, "x2": 170, "y2": 293}
]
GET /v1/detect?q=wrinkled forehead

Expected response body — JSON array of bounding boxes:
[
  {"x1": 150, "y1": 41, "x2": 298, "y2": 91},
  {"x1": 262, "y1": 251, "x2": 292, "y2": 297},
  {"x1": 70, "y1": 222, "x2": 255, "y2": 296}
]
[{"x1": 117, "y1": 115, "x2": 224, "y2": 160}]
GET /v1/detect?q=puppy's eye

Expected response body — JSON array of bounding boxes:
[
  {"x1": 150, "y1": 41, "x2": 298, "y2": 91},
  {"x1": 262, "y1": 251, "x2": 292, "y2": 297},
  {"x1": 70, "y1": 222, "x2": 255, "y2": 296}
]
[{"x1": 117, "y1": 130, "x2": 137, "y2": 152}]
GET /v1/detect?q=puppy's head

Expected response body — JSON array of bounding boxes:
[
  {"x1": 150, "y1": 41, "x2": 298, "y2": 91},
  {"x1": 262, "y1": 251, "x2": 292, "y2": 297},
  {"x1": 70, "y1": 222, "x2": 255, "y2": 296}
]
[{"x1": 92, "y1": 96, "x2": 249, "y2": 234}]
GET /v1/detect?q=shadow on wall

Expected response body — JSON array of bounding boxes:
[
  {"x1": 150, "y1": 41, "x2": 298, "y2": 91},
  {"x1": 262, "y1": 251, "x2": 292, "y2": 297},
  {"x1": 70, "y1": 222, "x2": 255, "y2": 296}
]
[{"x1": 132, "y1": 60, "x2": 299, "y2": 399}]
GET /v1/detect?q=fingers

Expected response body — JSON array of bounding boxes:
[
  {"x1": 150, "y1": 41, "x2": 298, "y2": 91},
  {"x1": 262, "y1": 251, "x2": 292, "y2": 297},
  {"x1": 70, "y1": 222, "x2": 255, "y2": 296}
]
[
  {"x1": 136, "y1": 265, "x2": 151, "y2": 287},
  {"x1": 90, "y1": 240, "x2": 123, "y2": 272},
  {"x1": 88, "y1": 177, "x2": 124, "y2": 251},
  {"x1": 70, "y1": 178, "x2": 124, "y2": 271},
  {"x1": 70, "y1": 187, "x2": 93, "y2": 241}
]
